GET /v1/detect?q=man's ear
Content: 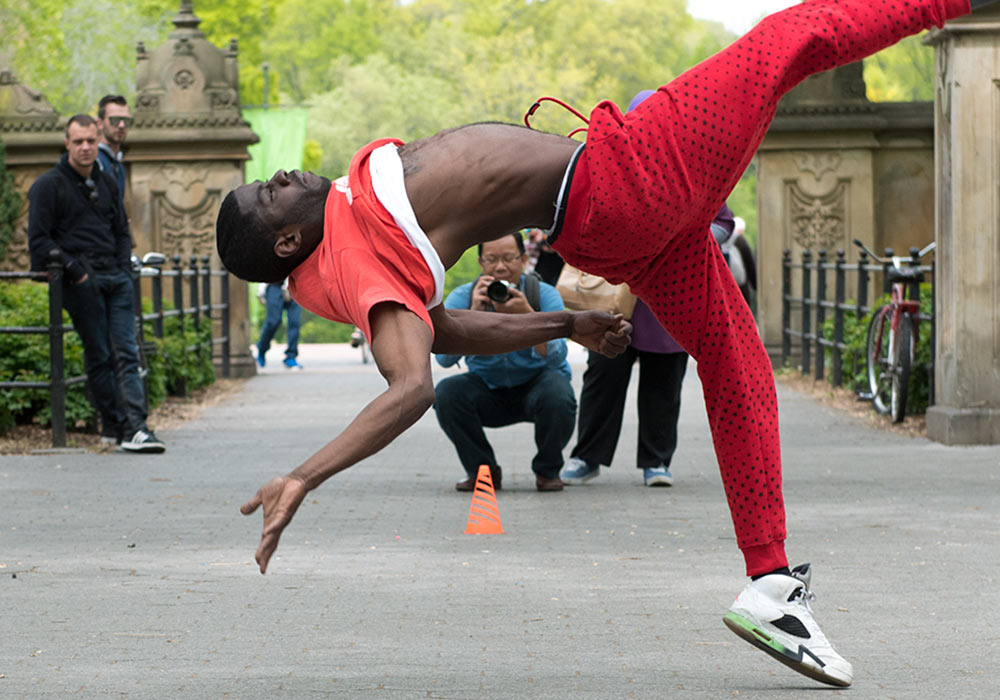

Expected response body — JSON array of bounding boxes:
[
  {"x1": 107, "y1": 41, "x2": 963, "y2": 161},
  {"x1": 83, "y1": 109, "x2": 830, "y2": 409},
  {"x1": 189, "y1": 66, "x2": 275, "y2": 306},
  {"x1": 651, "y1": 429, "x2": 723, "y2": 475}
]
[{"x1": 273, "y1": 226, "x2": 302, "y2": 259}]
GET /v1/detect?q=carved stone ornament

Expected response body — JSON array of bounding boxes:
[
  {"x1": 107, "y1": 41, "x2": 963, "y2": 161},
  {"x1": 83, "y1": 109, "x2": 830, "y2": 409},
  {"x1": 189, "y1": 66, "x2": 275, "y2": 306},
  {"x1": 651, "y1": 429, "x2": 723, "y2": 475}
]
[
  {"x1": 793, "y1": 152, "x2": 843, "y2": 182},
  {"x1": 151, "y1": 189, "x2": 221, "y2": 259},
  {"x1": 0, "y1": 68, "x2": 62, "y2": 134},
  {"x1": 787, "y1": 179, "x2": 848, "y2": 250},
  {"x1": 132, "y1": 1, "x2": 248, "y2": 129}
]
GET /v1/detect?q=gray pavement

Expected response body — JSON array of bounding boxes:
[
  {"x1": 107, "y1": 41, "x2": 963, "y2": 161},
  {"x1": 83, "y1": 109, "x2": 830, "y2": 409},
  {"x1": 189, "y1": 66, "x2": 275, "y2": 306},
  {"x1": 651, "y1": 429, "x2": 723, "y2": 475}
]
[{"x1": 1, "y1": 342, "x2": 998, "y2": 699}]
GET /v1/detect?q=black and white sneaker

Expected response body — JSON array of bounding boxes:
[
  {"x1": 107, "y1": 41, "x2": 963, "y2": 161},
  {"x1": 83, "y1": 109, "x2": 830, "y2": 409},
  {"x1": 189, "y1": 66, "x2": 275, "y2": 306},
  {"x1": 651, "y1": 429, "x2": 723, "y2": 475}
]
[
  {"x1": 121, "y1": 429, "x2": 166, "y2": 454},
  {"x1": 723, "y1": 563, "x2": 853, "y2": 687}
]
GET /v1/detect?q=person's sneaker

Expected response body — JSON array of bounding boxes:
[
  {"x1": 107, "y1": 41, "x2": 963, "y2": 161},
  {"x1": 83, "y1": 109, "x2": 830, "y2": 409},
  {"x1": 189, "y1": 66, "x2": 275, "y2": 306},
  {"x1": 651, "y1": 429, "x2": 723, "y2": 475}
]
[
  {"x1": 256, "y1": 349, "x2": 266, "y2": 368},
  {"x1": 121, "y1": 429, "x2": 166, "y2": 454},
  {"x1": 283, "y1": 357, "x2": 303, "y2": 370},
  {"x1": 643, "y1": 466, "x2": 673, "y2": 486},
  {"x1": 723, "y1": 563, "x2": 853, "y2": 687},
  {"x1": 561, "y1": 456, "x2": 599, "y2": 485}
]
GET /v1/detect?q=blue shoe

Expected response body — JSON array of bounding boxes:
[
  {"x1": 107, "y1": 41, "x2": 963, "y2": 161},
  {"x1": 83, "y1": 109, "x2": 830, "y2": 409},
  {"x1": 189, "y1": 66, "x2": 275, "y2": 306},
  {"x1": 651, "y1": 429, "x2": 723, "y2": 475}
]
[
  {"x1": 643, "y1": 467, "x2": 673, "y2": 487},
  {"x1": 561, "y1": 456, "x2": 599, "y2": 485},
  {"x1": 256, "y1": 349, "x2": 266, "y2": 368},
  {"x1": 283, "y1": 357, "x2": 303, "y2": 370}
]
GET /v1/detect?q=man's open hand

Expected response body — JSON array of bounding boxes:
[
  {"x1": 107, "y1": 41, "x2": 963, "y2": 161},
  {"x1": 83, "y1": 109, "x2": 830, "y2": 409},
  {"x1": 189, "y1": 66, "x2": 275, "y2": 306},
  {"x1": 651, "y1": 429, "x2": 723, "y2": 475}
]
[
  {"x1": 570, "y1": 310, "x2": 632, "y2": 357},
  {"x1": 240, "y1": 474, "x2": 308, "y2": 574}
]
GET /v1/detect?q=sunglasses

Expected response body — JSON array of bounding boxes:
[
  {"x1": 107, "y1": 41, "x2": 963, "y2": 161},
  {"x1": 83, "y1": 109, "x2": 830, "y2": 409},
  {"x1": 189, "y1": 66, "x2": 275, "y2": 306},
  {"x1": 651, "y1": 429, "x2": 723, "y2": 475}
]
[
  {"x1": 84, "y1": 178, "x2": 99, "y2": 203},
  {"x1": 107, "y1": 116, "x2": 133, "y2": 127}
]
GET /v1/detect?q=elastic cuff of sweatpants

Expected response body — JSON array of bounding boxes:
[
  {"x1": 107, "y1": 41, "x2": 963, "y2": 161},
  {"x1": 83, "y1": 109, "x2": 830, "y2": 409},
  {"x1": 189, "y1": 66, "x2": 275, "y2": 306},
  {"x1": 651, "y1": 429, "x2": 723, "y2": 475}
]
[{"x1": 742, "y1": 541, "x2": 788, "y2": 578}]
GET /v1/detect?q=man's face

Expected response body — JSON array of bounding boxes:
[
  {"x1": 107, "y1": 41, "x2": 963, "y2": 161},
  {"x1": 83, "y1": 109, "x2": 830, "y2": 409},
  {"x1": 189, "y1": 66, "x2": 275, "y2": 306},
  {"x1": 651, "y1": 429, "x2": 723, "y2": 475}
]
[
  {"x1": 234, "y1": 169, "x2": 332, "y2": 236},
  {"x1": 479, "y1": 235, "x2": 526, "y2": 285},
  {"x1": 65, "y1": 122, "x2": 99, "y2": 172},
  {"x1": 98, "y1": 103, "x2": 132, "y2": 149}
]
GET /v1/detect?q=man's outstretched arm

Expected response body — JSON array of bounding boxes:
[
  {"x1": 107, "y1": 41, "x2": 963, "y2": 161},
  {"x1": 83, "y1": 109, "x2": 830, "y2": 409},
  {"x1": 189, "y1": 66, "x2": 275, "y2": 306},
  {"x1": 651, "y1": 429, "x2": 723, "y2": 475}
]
[
  {"x1": 429, "y1": 306, "x2": 631, "y2": 358},
  {"x1": 240, "y1": 302, "x2": 436, "y2": 574}
]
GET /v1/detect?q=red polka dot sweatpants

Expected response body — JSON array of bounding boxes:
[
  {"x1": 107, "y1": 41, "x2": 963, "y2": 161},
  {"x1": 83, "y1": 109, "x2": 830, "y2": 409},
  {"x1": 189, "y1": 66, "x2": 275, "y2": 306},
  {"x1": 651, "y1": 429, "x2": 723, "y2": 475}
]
[{"x1": 553, "y1": 0, "x2": 968, "y2": 576}]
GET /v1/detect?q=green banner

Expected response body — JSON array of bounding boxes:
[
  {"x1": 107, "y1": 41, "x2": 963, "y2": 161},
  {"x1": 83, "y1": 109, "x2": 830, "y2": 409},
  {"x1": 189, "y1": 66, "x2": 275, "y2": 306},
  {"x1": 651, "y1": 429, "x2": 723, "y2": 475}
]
[{"x1": 243, "y1": 108, "x2": 309, "y2": 184}]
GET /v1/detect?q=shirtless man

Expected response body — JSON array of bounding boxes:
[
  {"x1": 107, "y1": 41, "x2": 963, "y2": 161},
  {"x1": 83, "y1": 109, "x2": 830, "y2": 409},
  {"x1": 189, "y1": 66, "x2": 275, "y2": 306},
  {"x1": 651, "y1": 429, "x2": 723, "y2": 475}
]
[{"x1": 218, "y1": 0, "x2": 988, "y2": 686}]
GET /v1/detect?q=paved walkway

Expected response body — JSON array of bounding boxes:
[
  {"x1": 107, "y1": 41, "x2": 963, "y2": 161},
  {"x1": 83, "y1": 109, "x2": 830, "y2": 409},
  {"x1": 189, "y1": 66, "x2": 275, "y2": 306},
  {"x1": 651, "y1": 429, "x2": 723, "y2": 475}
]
[{"x1": 2, "y1": 343, "x2": 998, "y2": 699}]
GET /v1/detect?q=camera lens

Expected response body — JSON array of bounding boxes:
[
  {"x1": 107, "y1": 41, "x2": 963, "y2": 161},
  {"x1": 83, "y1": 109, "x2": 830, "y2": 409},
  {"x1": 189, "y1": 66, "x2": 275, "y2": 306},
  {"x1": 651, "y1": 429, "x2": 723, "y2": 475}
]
[{"x1": 486, "y1": 280, "x2": 511, "y2": 303}]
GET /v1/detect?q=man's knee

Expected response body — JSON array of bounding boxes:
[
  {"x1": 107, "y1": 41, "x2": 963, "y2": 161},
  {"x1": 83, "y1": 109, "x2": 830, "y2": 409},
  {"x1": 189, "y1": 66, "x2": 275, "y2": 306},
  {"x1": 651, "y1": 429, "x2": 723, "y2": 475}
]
[
  {"x1": 433, "y1": 374, "x2": 477, "y2": 416},
  {"x1": 527, "y1": 370, "x2": 576, "y2": 416}
]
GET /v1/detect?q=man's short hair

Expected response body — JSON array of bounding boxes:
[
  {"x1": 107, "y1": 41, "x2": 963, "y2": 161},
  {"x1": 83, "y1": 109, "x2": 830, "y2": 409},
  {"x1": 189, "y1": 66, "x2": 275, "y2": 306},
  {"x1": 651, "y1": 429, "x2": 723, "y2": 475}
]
[
  {"x1": 66, "y1": 114, "x2": 97, "y2": 136},
  {"x1": 216, "y1": 190, "x2": 295, "y2": 283},
  {"x1": 478, "y1": 231, "x2": 525, "y2": 258},
  {"x1": 98, "y1": 94, "x2": 128, "y2": 119}
]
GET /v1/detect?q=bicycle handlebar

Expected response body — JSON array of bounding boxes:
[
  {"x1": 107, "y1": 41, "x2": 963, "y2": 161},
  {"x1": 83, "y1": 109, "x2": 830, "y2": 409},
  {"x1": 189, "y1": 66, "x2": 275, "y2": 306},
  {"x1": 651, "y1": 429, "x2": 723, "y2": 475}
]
[{"x1": 852, "y1": 238, "x2": 936, "y2": 268}]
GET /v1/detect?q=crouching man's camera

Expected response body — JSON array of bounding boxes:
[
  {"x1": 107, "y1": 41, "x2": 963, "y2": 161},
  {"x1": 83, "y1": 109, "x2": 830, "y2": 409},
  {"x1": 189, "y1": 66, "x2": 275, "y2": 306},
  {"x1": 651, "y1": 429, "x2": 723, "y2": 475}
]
[{"x1": 486, "y1": 279, "x2": 513, "y2": 303}]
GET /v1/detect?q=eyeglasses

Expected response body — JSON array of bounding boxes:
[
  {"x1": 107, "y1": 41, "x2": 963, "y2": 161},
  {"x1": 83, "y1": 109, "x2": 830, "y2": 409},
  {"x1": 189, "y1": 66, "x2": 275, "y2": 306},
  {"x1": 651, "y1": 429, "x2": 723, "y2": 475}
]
[
  {"x1": 480, "y1": 253, "x2": 522, "y2": 265},
  {"x1": 84, "y1": 178, "x2": 99, "y2": 203},
  {"x1": 108, "y1": 116, "x2": 133, "y2": 127}
]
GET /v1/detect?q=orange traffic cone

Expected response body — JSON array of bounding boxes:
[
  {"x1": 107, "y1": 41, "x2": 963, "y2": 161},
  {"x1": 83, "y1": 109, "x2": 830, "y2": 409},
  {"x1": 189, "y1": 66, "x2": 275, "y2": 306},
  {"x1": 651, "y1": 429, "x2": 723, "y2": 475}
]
[{"x1": 464, "y1": 464, "x2": 504, "y2": 535}]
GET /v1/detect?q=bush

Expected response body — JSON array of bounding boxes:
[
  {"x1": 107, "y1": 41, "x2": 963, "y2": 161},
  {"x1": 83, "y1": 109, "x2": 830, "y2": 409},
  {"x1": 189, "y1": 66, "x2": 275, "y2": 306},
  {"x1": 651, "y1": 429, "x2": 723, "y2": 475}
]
[
  {"x1": 821, "y1": 283, "x2": 933, "y2": 414},
  {"x1": 0, "y1": 281, "x2": 92, "y2": 432},
  {"x1": 0, "y1": 281, "x2": 217, "y2": 435}
]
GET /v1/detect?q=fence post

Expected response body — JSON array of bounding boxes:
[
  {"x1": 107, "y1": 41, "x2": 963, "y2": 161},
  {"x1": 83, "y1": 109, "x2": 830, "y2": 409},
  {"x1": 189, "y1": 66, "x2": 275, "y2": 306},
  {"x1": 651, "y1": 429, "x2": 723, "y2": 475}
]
[
  {"x1": 800, "y1": 249, "x2": 812, "y2": 375},
  {"x1": 201, "y1": 255, "x2": 213, "y2": 368},
  {"x1": 149, "y1": 257, "x2": 165, "y2": 340},
  {"x1": 832, "y1": 249, "x2": 846, "y2": 387},
  {"x1": 856, "y1": 249, "x2": 869, "y2": 320},
  {"x1": 930, "y1": 256, "x2": 936, "y2": 407},
  {"x1": 814, "y1": 249, "x2": 827, "y2": 380},
  {"x1": 189, "y1": 255, "x2": 201, "y2": 367},
  {"x1": 46, "y1": 253, "x2": 66, "y2": 448},
  {"x1": 172, "y1": 255, "x2": 187, "y2": 397},
  {"x1": 782, "y1": 250, "x2": 791, "y2": 366},
  {"x1": 221, "y1": 269, "x2": 231, "y2": 378}
]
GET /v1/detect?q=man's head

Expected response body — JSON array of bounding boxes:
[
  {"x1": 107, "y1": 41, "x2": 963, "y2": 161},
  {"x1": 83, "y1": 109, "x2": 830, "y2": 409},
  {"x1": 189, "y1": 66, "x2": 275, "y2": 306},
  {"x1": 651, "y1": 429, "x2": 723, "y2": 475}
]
[
  {"x1": 97, "y1": 94, "x2": 131, "y2": 150},
  {"x1": 216, "y1": 169, "x2": 332, "y2": 283},
  {"x1": 477, "y1": 232, "x2": 526, "y2": 285},
  {"x1": 64, "y1": 115, "x2": 99, "y2": 176}
]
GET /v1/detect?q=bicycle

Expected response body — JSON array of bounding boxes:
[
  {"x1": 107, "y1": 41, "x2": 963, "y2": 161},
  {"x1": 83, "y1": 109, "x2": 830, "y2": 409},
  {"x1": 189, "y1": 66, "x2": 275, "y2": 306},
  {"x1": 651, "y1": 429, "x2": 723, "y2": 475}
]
[{"x1": 853, "y1": 238, "x2": 935, "y2": 423}]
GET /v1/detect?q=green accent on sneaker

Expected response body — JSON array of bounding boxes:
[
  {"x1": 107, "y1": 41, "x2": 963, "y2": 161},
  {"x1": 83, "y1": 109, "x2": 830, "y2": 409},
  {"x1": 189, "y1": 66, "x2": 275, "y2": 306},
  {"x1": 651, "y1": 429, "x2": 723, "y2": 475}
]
[{"x1": 723, "y1": 611, "x2": 788, "y2": 655}]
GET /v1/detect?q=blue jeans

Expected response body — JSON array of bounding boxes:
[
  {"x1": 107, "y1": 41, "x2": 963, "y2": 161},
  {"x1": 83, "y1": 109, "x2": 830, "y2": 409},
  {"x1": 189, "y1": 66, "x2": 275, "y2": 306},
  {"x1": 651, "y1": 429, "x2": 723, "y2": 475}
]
[
  {"x1": 257, "y1": 284, "x2": 301, "y2": 359},
  {"x1": 433, "y1": 368, "x2": 577, "y2": 479},
  {"x1": 61, "y1": 269, "x2": 147, "y2": 435}
]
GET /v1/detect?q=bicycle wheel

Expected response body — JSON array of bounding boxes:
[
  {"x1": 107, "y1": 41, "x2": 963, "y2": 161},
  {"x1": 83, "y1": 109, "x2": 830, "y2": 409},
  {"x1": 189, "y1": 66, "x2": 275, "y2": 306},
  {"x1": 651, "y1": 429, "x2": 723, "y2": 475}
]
[
  {"x1": 865, "y1": 307, "x2": 892, "y2": 415},
  {"x1": 890, "y1": 313, "x2": 913, "y2": 423}
]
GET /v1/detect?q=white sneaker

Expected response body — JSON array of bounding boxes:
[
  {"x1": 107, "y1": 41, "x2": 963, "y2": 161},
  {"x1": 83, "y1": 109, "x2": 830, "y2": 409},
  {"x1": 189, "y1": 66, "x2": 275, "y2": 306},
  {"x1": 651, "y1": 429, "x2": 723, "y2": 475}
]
[
  {"x1": 723, "y1": 563, "x2": 853, "y2": 687},
  {"x1": 560, "y1": 456, "x2": 599, "y2": 485}
]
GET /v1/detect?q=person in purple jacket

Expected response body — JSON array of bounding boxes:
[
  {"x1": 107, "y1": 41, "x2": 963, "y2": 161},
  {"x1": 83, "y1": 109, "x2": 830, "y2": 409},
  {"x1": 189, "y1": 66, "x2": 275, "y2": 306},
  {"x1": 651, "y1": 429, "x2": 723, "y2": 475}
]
[{"x1": 561, "y1": 90, "x2": 734, "y2": 488}]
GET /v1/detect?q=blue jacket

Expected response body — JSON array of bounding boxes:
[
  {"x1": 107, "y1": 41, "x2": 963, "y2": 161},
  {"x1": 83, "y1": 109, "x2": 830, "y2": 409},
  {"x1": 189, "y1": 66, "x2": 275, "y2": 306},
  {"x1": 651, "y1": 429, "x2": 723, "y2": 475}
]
[
  {"x1": 435, "y1": 274, "x2": 571, "y2": 389},
  {"x1": 97, "y1": 143, "x2": 126, "y2": 201}
]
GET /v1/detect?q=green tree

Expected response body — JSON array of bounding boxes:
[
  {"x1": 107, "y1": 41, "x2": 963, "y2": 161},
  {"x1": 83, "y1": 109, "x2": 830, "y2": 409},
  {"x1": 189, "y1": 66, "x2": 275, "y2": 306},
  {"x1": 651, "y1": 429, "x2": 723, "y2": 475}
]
[{"x1": 864, "y1": 34, "x2": 934, "y2": 102}]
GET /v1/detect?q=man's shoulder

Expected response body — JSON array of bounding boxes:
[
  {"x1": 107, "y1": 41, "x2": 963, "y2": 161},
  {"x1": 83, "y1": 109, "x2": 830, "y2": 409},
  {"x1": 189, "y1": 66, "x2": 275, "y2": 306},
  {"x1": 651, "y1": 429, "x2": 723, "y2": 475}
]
[{"x1": 28, "y1": 165, "x2": 65, "y2": 196}]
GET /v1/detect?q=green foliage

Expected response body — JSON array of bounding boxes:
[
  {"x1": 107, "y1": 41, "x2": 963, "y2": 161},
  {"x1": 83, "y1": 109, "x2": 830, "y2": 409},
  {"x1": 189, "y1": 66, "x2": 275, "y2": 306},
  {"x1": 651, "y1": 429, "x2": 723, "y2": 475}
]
[
  {"x1": 0, "y1": 0, "x2": 174, "y2": 114},
  {"x1": 302, "y1": 140, "x2": 323, "y2": 173},
  {"x1": 0, "y1": 281, "x2": 217, "y2": 435},
  {"x1": 865, "y1": 34, "x2": 934, "y2": 102},
  {"x1": 0, "y1": 139, "x2": 20, "y2": 260},
  {"x1": 0, "y1": 281, "x2": 92, "y2": 431},
  {"x1": 820, "y1": 284, "x2": 934, "y2": 414}
]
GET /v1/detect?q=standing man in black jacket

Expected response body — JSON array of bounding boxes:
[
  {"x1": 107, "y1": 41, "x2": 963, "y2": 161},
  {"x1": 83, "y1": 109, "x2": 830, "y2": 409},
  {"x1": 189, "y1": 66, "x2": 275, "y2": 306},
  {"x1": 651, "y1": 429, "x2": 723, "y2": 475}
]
[{"x1": 28, "y1": 114, "x2": 165, "y2": 453}]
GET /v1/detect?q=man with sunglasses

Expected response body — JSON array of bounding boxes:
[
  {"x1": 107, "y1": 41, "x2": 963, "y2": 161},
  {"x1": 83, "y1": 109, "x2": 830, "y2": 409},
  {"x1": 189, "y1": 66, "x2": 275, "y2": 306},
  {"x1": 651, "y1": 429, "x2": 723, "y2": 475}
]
[
  {"x1": 96, "y1": 95, "x2": 132, "y2": 205},
  {"x1": 434, "y1": 231, "x2": 576, "y2": 492},
  {"x1": 27, "y1": 115, "x2": 165, "y2": 454}
]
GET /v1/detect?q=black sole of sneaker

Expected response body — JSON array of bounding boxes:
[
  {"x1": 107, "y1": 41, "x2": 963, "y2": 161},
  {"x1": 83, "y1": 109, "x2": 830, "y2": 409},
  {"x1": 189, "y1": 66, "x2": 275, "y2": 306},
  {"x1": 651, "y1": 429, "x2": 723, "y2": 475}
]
[{"x1": 723, "y1": 613, "x2": 850, "y2": 688}]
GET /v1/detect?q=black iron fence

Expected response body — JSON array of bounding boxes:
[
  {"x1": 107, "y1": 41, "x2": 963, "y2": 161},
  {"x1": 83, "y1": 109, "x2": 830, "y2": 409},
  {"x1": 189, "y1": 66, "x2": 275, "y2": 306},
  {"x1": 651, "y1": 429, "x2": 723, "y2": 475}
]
[
  {"x1": 0, "y1": 252, "x2": 230, "y2": 448},
  {"x1": 781, "y1": 246, "x2": 935, "y2": 395}
]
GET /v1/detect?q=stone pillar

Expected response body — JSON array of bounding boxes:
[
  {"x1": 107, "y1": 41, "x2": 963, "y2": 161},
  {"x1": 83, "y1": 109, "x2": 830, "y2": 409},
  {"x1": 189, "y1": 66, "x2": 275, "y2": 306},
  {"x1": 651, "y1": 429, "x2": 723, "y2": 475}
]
[
  {"x1": 757, "y1": 63, "x2": 935, "y2": 363},
  {"x1": 0, "y1": 68, "x2": 64, "y2": 272},
  {"x1": 127, "y1": 1, "x2": 258, "y2": 378},
  {"x1": 925, "y1": 8, "x2": 1000, "y2": 444}
]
